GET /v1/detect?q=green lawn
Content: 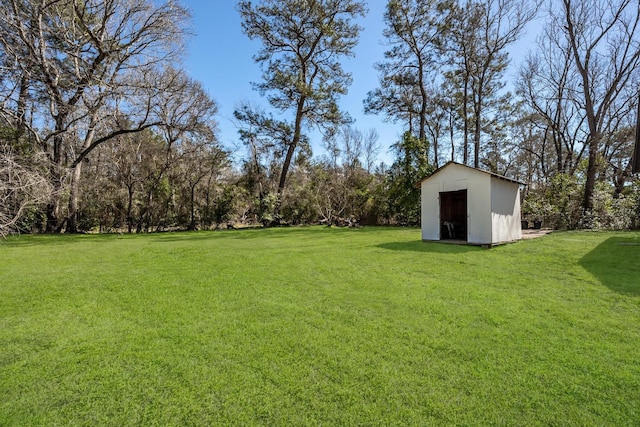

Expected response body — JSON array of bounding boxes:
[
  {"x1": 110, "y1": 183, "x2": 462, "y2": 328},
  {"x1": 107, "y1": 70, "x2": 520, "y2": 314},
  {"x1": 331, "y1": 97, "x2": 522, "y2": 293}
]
[{"x1": 1, "y1": 227, "x2": 639, "y2": 426}]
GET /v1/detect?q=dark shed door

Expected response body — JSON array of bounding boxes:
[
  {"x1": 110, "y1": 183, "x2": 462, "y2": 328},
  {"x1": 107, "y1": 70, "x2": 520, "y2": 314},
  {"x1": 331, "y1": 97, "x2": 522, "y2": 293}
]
[{"x1": 440, "y1": 190, "x2": 467, "y2": 241}]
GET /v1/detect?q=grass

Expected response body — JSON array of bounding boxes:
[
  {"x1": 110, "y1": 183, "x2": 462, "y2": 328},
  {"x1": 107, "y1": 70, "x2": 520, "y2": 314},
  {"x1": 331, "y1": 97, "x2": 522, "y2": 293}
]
[{"x1": 1, "y1": 227, "x2": 639, "y2": 426}]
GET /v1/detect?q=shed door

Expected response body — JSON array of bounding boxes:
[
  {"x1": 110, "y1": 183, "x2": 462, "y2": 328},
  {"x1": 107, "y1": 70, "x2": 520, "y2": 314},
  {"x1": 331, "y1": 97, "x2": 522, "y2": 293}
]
[{"x1": 440, "y1": 190, "x2": 467, "y2": 241}]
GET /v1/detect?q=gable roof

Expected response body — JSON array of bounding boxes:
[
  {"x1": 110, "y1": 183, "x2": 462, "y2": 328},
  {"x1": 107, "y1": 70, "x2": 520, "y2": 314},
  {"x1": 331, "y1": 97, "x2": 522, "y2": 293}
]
[{"x1": 416, "y1": 161, "x2": 526, "y2": 187}]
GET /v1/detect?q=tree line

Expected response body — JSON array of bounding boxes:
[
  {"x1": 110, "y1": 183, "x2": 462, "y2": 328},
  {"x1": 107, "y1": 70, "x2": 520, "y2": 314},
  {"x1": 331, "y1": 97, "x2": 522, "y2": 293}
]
[{"x1": 1, "y1": 0, "x2": 639, "y2": 237}]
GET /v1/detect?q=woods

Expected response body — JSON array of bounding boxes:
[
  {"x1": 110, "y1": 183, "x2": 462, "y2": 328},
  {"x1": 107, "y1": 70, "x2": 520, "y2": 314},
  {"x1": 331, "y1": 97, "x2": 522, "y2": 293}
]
[{"x1": 1, "y1": 0, "x2": 639, "y2": 236}]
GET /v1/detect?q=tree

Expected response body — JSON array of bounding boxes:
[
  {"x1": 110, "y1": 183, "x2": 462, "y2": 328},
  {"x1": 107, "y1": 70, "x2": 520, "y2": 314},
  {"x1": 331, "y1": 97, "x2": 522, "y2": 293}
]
[
  {"x1": 0, "y1": 0, "x2": 216, "y2": 232},
  {"x1": 517, "y1": 0, "x2": 640, "y2": 223},
  {"x1": 423, "y1": 86, "x2": 449, "y2": 168},
  {"x1": 365, "y1": 0, "x2": 448, "y2": 147},
  {"x1": 362, "y1": 128, "x2": 382, "y2": 173},
  {"x1": 315, "y1": 125, "x2": 380, "y2": 225},
  {"x1": 559, "y1": 0, "x2": 640, "y2": 214},
  {"x1": 174, "y1": 137, "x2": 228, "y2": 230},
  {"x1": 234, "y1": 101, "x2": 299, "y2": 223},
  {"x1": 237, "y1": 0, "x2": 366, "y2": 215},
  {"x1": 443, "y1": 0, "x2": 539, "y2": 167},
  {"x1": 516, "y1": 20, "x2": 586, "y2": 176},
  {"x1": 364, "y1": 67, "x2": 424, "y2": 136},
  {"x1": 382, "y1": 132, "x2": 434, "y2": 224}
]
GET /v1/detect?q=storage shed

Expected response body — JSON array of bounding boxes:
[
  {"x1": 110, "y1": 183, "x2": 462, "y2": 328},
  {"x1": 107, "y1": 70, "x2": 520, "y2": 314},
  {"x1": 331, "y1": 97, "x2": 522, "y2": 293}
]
[{"x1": 418, "y1": 162, "x2": 524, "y2": 246}]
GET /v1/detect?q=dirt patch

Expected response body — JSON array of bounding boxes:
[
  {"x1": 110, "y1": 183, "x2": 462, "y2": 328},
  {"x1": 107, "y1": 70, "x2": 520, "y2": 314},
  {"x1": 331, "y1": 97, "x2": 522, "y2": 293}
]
[{"x1": 522, "y1": 229, "x2": 553, "y2": 239}]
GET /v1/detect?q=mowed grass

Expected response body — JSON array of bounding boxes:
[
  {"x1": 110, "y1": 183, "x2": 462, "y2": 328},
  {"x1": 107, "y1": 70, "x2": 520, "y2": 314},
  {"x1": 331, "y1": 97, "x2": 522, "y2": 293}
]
[{"x1": 1, "y1": 227, "x2": 639, "y2": 426}]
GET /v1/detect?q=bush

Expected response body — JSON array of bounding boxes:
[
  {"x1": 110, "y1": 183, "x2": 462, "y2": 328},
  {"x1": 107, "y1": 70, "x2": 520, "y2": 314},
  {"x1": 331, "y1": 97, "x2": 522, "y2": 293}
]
[
  {"x1": 587, "y1": 182, "x2": 634, "y2": 230},
  {"x1": 522, "y1": 174, "x2": 640, "y2": 231}
]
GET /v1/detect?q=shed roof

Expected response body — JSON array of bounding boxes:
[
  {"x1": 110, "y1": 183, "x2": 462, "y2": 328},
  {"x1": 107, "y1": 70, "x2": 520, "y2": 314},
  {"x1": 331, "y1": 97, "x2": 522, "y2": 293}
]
[{"x1": 416, "y1": 161, "x2": 526, "y2": 187}]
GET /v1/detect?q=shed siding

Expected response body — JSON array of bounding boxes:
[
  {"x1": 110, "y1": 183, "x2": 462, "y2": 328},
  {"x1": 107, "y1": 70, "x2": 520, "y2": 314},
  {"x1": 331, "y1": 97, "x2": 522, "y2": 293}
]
[
  {"x1": 466, "y1": 174, "x2": 492, "y2": 244},
  {"x1": 490, "y1": 178, "x2": 522, "y2": 244},
  {"x1": 421, "y1": 183, "x2": 440, "y2": 240}
]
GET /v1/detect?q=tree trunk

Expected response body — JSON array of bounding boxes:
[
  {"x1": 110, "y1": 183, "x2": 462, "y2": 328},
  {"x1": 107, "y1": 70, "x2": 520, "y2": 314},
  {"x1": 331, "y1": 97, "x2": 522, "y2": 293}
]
[
  {"x1": 582, "y1": 138, "x2": 598, "y2": 213},
  {"x1": 433, "y1": 131, "x2": 440, "y2": 169},
  {"x1": 449, "y1": 107, "x2": 455, "y2": 162},
  {"x1": 127, "y1": 186, "x2": 134, "y2": 234},
  {"x1": 45, "y1": 195, "x2": 62, "y2": 233},
  {"x1": 275, "y1": 96, "x2": 306, "y2": 219},
  {"x1": 462, "y1": 75, "x2": 470, "y2": 165},
  {"x1": 562, "y1": 0, "x2": 602, "y2": 221},
  {"x1": 16, "y1": 74, "x2": 28, "y2": 142},
  {"x1": 473, "y1": 71, "x2": 486, "y2": 169},
  {"x1": 67, "y1": 162, "x2": 83, "y2": 233},
  {"x1": 204, "y1": 172, "x2": 214, "y2": 228},
  {"x1": 45, "y1": 124, "x2": 66, "y2": 232},
  {"x1": 417, "y1": 57, "x2": 428, "y2": 145},
  {"x1": 67, "y1": 119, "x2": 96, "y2": 233},
  {"x1": 189, "y1": 184, "x2": 196, "y2": 230},
  {"x1": 473, "y1": 112, "x2": 481, "y2": 168}
]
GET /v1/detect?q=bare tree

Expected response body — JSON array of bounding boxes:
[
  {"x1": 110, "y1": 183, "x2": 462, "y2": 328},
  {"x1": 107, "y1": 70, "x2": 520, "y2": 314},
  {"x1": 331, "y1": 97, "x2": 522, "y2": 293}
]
[
  {"x1": 313, "y1": 125, "x2": 378, "y2": 225},
  {"x1": 0, "y1": 0, "x2": 214, "y2": 232},
  {"x1": 516, "y1": 28, "x2": 587, "y2": 177},
  {"x1": 0, "y1": 143, "x2": 51, "y2": 237},
  {"x1": 362, "y1": 128, "x2": 381, "y2": 173},
  {"x1": 559, "y1": 0, "x2": 640, "y2": 213}
]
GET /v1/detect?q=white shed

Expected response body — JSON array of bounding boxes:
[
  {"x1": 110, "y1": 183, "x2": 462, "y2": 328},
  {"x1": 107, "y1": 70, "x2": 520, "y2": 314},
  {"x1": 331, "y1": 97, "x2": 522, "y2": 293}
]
[{"x1": 418, "y1": 162, "x2": 524, "y2": 246}]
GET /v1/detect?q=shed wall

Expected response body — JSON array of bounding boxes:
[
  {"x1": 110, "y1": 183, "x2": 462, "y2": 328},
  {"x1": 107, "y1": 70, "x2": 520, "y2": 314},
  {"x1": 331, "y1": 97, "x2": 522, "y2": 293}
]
[
  {"x1": 421, "y1": 183, "x2": 440, "y2": 240},
  {"x1": 490, "y1": 178, "x2": 522, "y2": 244}
]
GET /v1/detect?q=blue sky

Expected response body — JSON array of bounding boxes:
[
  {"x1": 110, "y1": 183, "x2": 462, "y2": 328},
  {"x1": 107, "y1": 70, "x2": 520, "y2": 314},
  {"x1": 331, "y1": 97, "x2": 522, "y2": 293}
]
[{"x1": 179, "y1": 1, "x2": 538, "y2": 166}]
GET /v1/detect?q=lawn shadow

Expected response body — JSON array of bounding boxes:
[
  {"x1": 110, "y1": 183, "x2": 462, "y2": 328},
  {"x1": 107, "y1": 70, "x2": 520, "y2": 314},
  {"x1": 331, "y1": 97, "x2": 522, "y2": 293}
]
[
  {"x1": 1, "y1": 233, "x2": 101, "y2": 248},
  {"x1": 579, "y1": 236, "x2": 640, "y2": 296},
  {"x1": 377, "y1": 240, "x2": 481, "y2": 254},
  {"x1": 149, "y1": 226, "x2": 354, "y2": 243}
]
